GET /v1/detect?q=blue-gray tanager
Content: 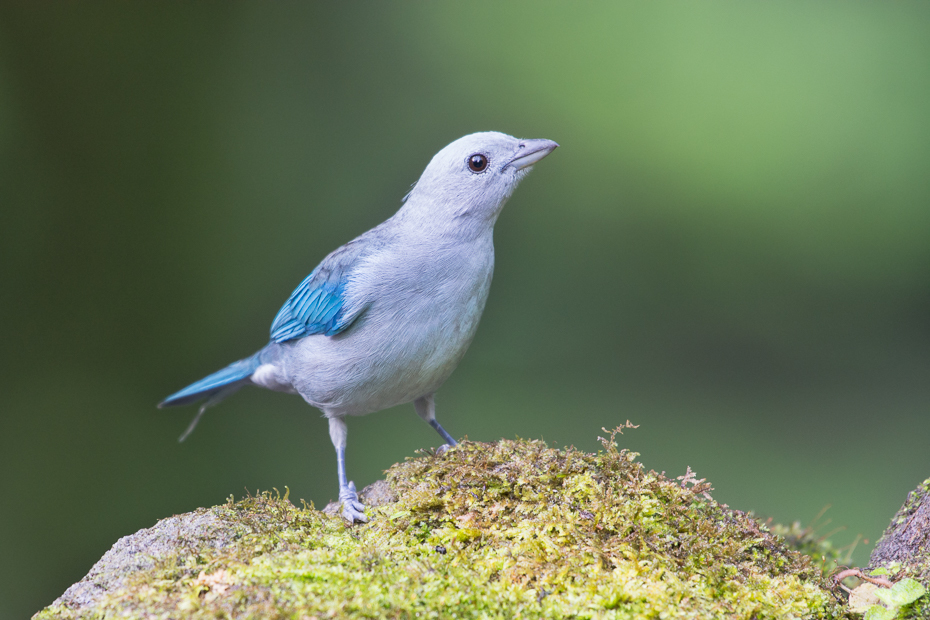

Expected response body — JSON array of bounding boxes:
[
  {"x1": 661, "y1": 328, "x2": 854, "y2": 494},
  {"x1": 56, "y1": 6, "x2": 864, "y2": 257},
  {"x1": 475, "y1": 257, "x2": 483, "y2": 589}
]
[{"x1": 160, "y1": 132, "x2": 558, "y2": 522}]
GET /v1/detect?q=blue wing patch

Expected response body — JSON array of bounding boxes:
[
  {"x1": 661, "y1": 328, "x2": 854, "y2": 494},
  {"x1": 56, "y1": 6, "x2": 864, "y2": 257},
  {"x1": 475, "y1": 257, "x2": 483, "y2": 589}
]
[
  {"x1": 270, "y1": 274, "x2": 349, "y2": 342},
  {"x1": 269, "y1": 239, "x2": 371, "y2": 343}
]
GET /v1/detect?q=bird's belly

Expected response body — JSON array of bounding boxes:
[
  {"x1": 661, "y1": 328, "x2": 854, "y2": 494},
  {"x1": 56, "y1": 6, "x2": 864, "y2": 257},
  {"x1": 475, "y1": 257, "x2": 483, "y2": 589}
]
[{"x1": 283, "y1": 279, "x2": 489, "y2": 416}]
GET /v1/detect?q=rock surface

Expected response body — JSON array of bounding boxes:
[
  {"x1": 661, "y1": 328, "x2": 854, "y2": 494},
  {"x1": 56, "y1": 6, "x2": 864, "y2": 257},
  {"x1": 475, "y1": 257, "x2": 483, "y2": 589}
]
[
  {"x1": 45, "y1": 481, "x2": 399, "y2": 619},
  {"x1": 869, "y1": 477, "x2": 930, "y2": 582},
  {"x1": 50, "y1": 510, "x2": 238, "y2": 614}
]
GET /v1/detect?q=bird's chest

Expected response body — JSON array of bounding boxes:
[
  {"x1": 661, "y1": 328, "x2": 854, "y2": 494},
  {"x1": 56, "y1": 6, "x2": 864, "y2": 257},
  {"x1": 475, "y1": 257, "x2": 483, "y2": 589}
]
[
  {"x1": 345, "y1": 243, "x2": 493, "y2": 405},
  {"x1": 367, "y1": 245, "x2": 494, "y2": 357}
]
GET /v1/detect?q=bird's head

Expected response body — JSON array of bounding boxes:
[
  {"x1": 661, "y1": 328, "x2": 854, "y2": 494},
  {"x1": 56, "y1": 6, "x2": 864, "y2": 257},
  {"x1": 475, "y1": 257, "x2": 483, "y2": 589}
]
[{"x1": 401, "y1": 131, "x2": 558, "y2": 232}]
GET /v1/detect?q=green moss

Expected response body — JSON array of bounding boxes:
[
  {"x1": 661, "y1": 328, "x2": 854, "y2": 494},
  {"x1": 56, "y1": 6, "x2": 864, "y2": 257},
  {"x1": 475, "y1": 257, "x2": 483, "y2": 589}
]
[
  {"x1": 769, "y1": 515, "x2": 848, "y2": 580},
  {"x1": 36, "y1": 435, "x2": 848, "y2": 619},
  {"x1": 899, "y1": 593, "x2": 930, "y2": 619}
]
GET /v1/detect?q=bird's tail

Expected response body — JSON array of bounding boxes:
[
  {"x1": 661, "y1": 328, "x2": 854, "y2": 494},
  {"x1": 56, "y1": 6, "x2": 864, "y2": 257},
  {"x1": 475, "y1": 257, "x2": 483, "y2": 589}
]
[{"x1": 159, "y1": 351, "x2": 264, "y2": 442}]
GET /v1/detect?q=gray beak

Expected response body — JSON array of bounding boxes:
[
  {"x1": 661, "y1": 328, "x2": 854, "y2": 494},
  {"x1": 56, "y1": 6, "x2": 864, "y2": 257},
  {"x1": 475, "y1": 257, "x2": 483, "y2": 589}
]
[{"x1": 505, "y1": 139, "x2": 559, "y2": 171}]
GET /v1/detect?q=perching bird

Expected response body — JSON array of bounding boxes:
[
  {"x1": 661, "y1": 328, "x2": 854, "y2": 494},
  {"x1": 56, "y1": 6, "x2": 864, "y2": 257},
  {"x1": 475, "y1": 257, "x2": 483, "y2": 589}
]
[{"x1": 160, "y1": 131, "x2": 558, "y2": 522}]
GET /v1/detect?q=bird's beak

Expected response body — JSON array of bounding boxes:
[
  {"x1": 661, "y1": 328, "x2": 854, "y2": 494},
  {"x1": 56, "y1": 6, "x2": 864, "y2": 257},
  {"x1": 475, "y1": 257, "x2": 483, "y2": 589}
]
[{"x1": 505, "y1": 139, "x2": 559, "y2": 170}]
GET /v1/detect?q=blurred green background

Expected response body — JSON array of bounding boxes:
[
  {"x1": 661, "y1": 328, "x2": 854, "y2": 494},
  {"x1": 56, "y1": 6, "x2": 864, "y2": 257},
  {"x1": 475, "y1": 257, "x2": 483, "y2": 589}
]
[{"x1": 2, "y1": 2, "x2": 929, "y2": 616}]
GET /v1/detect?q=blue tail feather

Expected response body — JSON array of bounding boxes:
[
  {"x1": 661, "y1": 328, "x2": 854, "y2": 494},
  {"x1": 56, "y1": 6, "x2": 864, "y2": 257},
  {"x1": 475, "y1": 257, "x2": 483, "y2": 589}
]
[{"x1": 159, "y1": 353, "x2": 262, "y2": 409}]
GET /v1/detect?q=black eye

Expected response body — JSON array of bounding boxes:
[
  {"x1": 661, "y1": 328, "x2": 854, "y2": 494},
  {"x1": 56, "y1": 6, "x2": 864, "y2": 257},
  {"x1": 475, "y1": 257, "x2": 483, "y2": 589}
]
[{"x1": 467, "y1": 153, "x2": 489, "y2": 173}]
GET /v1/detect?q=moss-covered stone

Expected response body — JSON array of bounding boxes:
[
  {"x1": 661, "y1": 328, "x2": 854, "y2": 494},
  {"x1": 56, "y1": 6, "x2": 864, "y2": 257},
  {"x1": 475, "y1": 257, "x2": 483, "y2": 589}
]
[
  {"x1": 35, "y1": 435, "x2": 848, "y2": 619},
  {"x1": 869, "y1": 477, "x2": 930, "y2": 583},
  {"x1": 862, "y1": 476, "x2": 930, "y2": 619}
]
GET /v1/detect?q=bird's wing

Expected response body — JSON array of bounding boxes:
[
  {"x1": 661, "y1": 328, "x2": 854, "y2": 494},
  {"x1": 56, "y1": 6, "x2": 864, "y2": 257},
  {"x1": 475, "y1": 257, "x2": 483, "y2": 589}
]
[{"x1": 269, "y1": 239, "x2": 369, "y2": 343}]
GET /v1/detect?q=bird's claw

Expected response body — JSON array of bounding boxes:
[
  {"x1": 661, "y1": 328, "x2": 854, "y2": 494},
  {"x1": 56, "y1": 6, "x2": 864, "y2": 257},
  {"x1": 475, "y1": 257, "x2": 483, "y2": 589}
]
[{"x1": 339, "y1": 481, "x2": 368, "y2": 523}]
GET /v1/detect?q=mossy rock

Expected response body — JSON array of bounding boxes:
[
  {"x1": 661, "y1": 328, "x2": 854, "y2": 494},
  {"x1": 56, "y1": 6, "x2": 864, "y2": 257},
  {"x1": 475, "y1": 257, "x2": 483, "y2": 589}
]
[
  {"x1": 869, "y1": 477, "x2": 930, "y2": 583},
  {"x1": 859, "y1": 477, "x2": 930, "y2": 619},
  {"x1": 35, "y1": 437, "x2": 847, "y2": 619}
]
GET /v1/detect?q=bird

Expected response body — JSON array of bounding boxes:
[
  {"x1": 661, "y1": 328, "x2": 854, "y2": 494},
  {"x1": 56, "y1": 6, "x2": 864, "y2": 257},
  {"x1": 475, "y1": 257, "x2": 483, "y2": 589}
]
[{"x1": 159, "y1": 131, "x2": 558, "y2": 522}]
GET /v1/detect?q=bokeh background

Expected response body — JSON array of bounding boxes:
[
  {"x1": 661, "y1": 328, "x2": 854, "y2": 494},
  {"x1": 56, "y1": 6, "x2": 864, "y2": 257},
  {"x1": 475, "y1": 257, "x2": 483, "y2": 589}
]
[{"x1": 2, "y1": 2, "x2": 929, "y2": 616}]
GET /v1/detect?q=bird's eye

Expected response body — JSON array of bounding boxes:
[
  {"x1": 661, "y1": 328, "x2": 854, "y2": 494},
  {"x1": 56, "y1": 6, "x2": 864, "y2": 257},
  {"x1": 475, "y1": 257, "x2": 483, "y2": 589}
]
[{"x1": 467, "y1": 153, "x2": 489, "y2": 173}]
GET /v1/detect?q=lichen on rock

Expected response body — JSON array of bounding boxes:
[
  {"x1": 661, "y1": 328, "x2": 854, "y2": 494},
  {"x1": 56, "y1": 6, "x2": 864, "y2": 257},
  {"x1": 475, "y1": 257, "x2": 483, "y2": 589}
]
[
  {"x1": 869, "y1": 477, "x2": 930, "y2": 583},
  {"x1": 861, "y1": 476, "x2": 930, "y2": 619},
  {"x1": 35, "y1": 434, "x2": 847, "y2": 619}
]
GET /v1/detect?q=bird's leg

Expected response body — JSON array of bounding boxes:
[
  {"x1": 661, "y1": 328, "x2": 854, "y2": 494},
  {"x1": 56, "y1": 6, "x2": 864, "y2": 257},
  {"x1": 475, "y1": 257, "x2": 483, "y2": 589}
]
[
  {"x1": 328, "y1": 416, "x2": 367, "y2": 523},
  {"x1": 414, "y1": 394, "x2": 458, "y2": 449}
]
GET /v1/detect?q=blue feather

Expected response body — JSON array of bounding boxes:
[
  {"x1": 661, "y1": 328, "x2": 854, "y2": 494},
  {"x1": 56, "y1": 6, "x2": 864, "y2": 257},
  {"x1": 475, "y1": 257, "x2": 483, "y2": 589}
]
[
  {"x1": 270, "y1": 274, "x2": 352, "y2": 343},
  {"x1": 293, "y1": 286, "x2": 321, "y2": 317},
  {"x1": 159, "y1": 354, "x2": 261, "y2": 408}
]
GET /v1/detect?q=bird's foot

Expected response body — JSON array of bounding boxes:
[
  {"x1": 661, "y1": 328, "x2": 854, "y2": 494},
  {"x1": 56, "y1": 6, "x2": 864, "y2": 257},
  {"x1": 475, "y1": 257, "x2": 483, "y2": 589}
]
[
  {"x1": 338, "y1": 481, "x2": 368, "y2": 523},
  {"x1": 436, "y1": 443, "x2": 455, "y2": 456}
]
